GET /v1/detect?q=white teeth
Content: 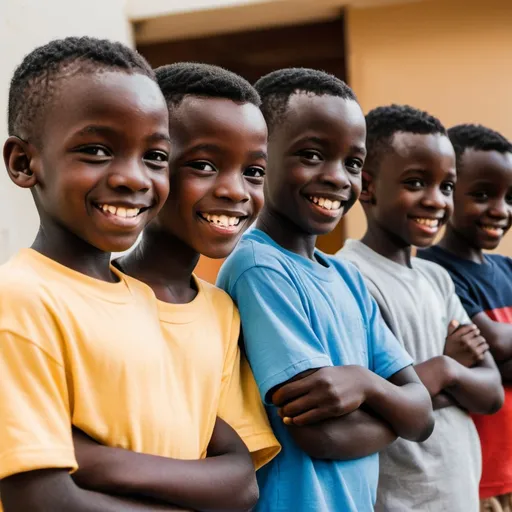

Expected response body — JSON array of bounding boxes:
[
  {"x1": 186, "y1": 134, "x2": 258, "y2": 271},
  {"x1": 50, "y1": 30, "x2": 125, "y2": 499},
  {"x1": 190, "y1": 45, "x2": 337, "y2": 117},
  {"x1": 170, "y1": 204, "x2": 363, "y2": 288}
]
[
  {"x1": 482, "y1": 225, "x2": 504, "y2": 235},
  {"x1": 201, "y1": 213, "x2": 241, "y2": 228},
  {"x1": 414, "y1": 218, "x2": 440, "y2": 227},
  {"x1": 98, "y1": 204, "x2": 140, "y2": 218},
  {"x1": 309, "y1": 196, "x2": 343, "y2": 211}
]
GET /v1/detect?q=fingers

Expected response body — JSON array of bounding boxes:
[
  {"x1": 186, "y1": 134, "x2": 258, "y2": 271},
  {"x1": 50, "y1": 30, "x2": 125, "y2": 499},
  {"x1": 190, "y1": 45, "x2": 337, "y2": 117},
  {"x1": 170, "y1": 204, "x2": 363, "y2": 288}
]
[
  {"x1": 451, "y1": 323, "x2": 478, "y2": 338},
  {"x1": 448, "y1": 319, "x2": 460, "y2": 335},
  {"x1": 279, "y1": 393, "x2": 320, "y2": 419},
  {"x1": 272, "y1": 374, "x2": 317, "y2": 406},
  {"x1": 283, "y1": 408, "x2": 335, "y2": 426}
]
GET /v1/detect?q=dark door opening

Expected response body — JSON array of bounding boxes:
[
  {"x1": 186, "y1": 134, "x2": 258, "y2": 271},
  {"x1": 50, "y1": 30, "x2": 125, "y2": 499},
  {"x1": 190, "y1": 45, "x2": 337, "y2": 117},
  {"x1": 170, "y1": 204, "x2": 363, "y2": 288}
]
[{"x1": 138, "y1": 15, "x2": 347, "y2": 256}]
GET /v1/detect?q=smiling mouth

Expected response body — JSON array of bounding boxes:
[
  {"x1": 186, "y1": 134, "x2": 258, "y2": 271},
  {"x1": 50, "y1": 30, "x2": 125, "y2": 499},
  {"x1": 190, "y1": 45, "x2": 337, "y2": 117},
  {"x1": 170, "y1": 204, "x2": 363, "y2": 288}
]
[
  {"x1": 198, "y1": 212, "x2": 246, "y2": 230},
  {"x1": 307, "y1": 196, "x2": 343, "y2": 212},
  {"x1": 412, "y1": 217, "x2": 441, "y2": 229},
  {"x1": 479, "y1": 224, "x2": 506, "y2": 238},
  {"x1": 94, "y1": 203, "x2": 149, "y2": 219}
]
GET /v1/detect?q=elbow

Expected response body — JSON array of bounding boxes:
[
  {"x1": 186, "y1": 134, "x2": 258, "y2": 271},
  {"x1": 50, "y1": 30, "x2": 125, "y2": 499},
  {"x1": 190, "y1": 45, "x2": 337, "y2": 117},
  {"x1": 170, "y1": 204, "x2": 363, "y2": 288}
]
[
  {"x1": 232, "y1": 473, "x2": 259, "y2": 512},
  {"x1": 410, "y1": 412, "x2": 435, "y2": 442},
  {"x1": 486, "y1": 383, "x2": 505, "y2": 415},
  {"x1": 401, "y1": 388, "x2": 435, "y2": 443}
]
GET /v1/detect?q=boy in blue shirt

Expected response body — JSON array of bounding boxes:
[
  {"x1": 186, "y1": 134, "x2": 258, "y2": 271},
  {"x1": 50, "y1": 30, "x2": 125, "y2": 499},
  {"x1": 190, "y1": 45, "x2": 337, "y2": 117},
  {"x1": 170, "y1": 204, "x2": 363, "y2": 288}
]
[
  {"x1": 419, "y1": 124, "x2": 512, "y2": 510},
  {"x1": 217, "y1": 68, "x2": 434, "y2": 512}
]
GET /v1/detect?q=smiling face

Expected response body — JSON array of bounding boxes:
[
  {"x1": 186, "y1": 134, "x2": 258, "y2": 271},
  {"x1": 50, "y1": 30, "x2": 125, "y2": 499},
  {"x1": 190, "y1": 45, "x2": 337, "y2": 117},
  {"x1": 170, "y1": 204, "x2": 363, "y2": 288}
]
[
  {"x1": 367, "y1": 132, "x2": 456, "y2": 248},
  {"x1": 149, "y1": 96, "x2": 268, "y2": 259},
  {"x1": 448, "y1": 148, "x2": 512, "y2": 250},
  {"x1": 5, "y1": 70, "x2": 171, "y2": 253},
  {"x1": 264, "y1": 93, "x2": 366, "y2": 236}
]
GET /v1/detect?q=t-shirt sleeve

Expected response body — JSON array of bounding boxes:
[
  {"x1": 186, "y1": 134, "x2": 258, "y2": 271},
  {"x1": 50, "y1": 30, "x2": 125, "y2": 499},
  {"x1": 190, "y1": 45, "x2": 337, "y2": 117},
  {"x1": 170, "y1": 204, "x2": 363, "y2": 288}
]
[
  {"x1": 356, "y1": 273, "x2": 413, "y2": 379},
  {"x1": 229, "y1": 266, "x2": 332, "y2": 404},
  {"x1": 217, "y1": 307, "x2": 280, "y2": 470},
  {"x1": 0, "y1": 331, "x2": 76, "y2": 480}
]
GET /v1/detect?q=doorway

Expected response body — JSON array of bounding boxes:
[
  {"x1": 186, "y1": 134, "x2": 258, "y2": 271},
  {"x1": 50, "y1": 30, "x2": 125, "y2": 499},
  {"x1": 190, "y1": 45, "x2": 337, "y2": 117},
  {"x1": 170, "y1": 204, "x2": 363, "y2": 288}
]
[{"x1": 138, "y1": 16, "x2": 348, "y2": 281}]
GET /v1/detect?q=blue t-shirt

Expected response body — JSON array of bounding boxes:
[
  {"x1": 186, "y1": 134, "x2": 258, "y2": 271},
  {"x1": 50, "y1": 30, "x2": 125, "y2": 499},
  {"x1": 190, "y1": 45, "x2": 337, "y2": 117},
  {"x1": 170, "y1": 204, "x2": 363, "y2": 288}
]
[
  {"x1": 418, "y1": 246, "x2": 512, "y2": 321},
  {"x1": 217, "y1": 229, "x2": 413, "y2": 512}
]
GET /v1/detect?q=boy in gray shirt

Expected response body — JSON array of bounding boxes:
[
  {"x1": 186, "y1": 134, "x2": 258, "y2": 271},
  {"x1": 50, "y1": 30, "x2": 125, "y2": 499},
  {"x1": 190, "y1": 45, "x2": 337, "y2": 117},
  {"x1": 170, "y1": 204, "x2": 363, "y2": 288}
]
[{"x1": 339, "y1": 105, "x2": 504, "y2": 511}]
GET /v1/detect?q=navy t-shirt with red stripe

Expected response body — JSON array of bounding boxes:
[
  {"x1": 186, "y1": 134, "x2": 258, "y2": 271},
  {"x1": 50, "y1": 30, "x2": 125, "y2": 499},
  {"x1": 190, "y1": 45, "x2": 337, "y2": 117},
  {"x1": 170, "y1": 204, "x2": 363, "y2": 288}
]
[{"x1": 419, "y1": 245, "x2": 512, "y2": 499}]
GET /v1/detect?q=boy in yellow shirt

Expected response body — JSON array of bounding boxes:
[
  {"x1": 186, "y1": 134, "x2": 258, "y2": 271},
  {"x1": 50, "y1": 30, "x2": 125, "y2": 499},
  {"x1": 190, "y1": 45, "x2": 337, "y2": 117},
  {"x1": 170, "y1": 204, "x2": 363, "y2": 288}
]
[
  {"x1": 0, "y1": 38, "x2": 263, "y2": 512},
  {"x1": 72, "y1": 63, "x2": 280, "y2": 480}
]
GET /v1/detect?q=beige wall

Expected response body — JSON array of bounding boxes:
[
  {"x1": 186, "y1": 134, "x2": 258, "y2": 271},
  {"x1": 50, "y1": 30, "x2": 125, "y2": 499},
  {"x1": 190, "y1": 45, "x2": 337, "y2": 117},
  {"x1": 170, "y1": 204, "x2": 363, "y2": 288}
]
[
  {"x1": 345, "y1": 0, "x2": 512, "y2": 255},
  {"x1": 0, "y1": 0, "x2": 132, "y2": 263}
]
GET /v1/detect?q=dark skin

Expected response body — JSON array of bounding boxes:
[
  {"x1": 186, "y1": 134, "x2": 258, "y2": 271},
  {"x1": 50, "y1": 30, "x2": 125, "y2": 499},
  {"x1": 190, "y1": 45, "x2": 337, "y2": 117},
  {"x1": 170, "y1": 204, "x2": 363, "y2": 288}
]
[
  {"x1": 257, "y1": 93, "x2": 434, "y2": 460},
  {"x1": 72, "y1": 97, "x2": 268, "y2": 511},
  {"x1": 1, "y1": 70, "x2": 185, "y2": 511},
  {"x1": 438, "y1": 148, "x2": 512, "y2": 380},
  {"x1": 362, "y1": 132, "x2": 503, "y2": 414}
]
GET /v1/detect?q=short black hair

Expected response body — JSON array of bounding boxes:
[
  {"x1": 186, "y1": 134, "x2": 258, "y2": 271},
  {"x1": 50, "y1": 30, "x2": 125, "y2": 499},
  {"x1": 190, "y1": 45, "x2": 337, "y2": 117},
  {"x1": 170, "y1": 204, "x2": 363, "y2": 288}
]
[
  {"x1": 155, "y1": 62, "x2": 260, "y2": 109},
  {"x1": 8, "y1": 36, "x2": 154, "y2": 142},
  {"x1": 448, "y1": 124, "x2": 512, "y2": 169},
  {"x1": 254, "y1": 68, "x2": 357, "y2": 134},
  {"x1": 365, "y1": 104, "x2": 446, "y2": 169}
]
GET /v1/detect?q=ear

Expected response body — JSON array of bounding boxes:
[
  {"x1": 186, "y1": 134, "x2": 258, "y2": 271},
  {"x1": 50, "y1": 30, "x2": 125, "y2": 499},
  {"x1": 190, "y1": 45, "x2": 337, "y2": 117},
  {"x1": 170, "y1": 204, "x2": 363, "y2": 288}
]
[
  {"x1": 3, "y1": 136, "x2": 39, "y2": 189},
  {"x1": 359, "y1": 168, "x2": 376, "y2": 205}
]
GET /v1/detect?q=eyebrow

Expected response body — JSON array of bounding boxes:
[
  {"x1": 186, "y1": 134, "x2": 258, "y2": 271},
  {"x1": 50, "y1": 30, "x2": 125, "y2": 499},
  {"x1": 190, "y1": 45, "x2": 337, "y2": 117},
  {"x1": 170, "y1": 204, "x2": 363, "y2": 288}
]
[
  {"x1": 187, "y1": 144, "x2": 267, "y2": 161},
  {"x1": 296, "y1": 136, "x2": 366, "y2": 156},
  {"x1": 76, "y1": 125, "x2": 171, "y2": 143}
]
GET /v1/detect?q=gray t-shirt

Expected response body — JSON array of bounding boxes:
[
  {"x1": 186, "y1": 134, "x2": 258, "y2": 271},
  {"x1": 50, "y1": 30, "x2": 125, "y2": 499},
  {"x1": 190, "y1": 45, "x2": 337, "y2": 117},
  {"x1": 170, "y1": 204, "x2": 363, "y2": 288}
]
[{"x1": 339, "y1": 239, "x2": 481, "y2": 512}]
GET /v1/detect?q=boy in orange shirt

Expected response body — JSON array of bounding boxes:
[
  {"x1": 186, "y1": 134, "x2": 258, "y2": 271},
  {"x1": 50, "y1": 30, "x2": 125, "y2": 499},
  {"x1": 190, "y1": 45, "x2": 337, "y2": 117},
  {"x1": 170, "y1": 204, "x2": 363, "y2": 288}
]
[{"x1": 0, "y1": 39, "x2": 262, "y2": 512}]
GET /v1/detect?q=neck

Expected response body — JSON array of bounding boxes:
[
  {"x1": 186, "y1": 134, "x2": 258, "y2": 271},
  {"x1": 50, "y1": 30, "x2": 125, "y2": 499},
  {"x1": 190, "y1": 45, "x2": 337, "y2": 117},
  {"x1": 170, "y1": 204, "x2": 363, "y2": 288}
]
[
  {"x1": 256, "y1": 206, "x2": 317, "y2": 260},
  {"x1": 119, "y1": 228, "x2": 200, "y2": 303},
  {"x1": 438, "y1": 227, "x2": 485, "y2": 263},
  {"x1": 31, "y1": 223, "x2": 114, "y2": 282},
  {"x1": 361, "y1": 219, "x2": 412, "y2": 267}
]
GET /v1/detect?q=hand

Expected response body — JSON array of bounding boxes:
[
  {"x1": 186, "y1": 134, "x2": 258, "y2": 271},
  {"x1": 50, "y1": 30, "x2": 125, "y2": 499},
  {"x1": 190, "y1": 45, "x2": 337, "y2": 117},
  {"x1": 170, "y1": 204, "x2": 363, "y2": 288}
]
[
  {"x1": 271, "y1": 366, "x2": 371, "y2": 426},
  {"x1": 444, "y1": 320, "x2": 489, "y2": 368}
]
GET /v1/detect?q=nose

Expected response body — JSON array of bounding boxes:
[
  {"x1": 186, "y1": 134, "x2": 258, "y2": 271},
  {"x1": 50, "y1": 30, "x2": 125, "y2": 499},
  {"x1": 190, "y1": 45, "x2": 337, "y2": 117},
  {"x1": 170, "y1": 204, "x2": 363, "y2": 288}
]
[
  {"x1": 319, "y1": 162, "x2": 351, "y2": 191},
  {"x1": 213, "y1": 171, "x2": 250, "y2": 203},
  {"x1": 107, "y1": 158, "x2": 152, "y2": 193},
  {"x1": 488, "y1": 198, "x2": 509, "y2": 219},
  {"x1": 421, "y1": 186, "x2": 447, "y2": 210}
]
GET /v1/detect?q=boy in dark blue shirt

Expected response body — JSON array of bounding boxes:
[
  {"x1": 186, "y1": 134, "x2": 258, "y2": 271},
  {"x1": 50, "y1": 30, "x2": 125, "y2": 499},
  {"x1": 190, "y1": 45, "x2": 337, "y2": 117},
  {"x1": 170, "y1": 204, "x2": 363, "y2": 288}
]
[{"x1": 419, "y1": 123, "x2": 512, "y2": 510}]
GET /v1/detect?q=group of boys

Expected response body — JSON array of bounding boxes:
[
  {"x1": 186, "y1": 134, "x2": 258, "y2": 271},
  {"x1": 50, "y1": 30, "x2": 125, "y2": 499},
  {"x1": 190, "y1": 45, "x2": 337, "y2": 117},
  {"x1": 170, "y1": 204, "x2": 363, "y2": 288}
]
[{"x1": 0, "y1": 35, "x2": 510, "y2": 512}]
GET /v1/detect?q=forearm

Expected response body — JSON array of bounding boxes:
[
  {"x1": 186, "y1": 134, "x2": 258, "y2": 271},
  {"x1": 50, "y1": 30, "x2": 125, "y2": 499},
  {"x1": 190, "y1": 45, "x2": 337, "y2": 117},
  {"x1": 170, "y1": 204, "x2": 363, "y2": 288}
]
[
  {"x1": 445, "y1": 355, "x2": 504, "y2": 414},
  {"x1": 432, "y1": 392, "x2": 457, "y2": 410},
  {"x1": 1, "y1": 470, "x2": 184, "y2": 512},
  {"x1": 289, "y1": 408, "x2": 397, "y2": 460},
  {"x1": 364, "y1": 374, "x2": 433, "y2": 442},
  {"x1": 81, "y1": 447, "x2": 255, "y2": 512}
]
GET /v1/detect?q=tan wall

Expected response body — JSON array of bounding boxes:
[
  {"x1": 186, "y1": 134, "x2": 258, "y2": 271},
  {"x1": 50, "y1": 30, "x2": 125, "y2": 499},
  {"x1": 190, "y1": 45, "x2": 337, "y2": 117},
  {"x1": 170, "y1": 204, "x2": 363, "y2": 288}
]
[
  {"x1": 346, "y1": 0, "x2": 512, "y2": 256},
  {"x1": 0, "y1": 0, "x2": 132, "y2": 263}
]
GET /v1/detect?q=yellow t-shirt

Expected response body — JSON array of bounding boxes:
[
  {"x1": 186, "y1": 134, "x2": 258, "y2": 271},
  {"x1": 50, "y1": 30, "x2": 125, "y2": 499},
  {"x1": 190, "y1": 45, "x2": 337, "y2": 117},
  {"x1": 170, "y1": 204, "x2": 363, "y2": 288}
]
[
  {"x1": 157, "y1": 276, "x2": 279, "y2": 470},
  {"x1": 0, "y1": 248, "x2": 198, "y2": 485}
]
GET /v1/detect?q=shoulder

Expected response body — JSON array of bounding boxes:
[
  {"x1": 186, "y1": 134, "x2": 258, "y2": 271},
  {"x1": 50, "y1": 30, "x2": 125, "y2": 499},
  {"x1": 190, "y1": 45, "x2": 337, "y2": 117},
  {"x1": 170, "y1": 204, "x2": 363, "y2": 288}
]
[
  {"x1": 218, "y1": 233, "x2": 298, "y2": 291},
  {"x1": 198, "y1": 278, "x2": 237, "y2": 315},
  {"x1": 413, "y1": 257, "x2": 455, "y2": 292},
  {"x1": 488, "y1": 253, "x2": 512, "y2": 270}
]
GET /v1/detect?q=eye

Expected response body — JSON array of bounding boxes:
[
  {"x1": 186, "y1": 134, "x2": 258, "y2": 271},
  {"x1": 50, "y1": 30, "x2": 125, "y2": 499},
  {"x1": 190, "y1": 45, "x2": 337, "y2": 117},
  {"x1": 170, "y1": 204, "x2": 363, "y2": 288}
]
[
  {"x1": 346, "y1": 158, "x2": 363, "y2": 174},
  {"x1": 243, "y1": 167, "x2": 266, "y2": 179},
  {"x1": 186, "y1": 161, "x2": 216, "y2": 172},
  {"x1": 506, "y1": 194, "x2": 512, "y2": 205},
  {"x1": 144, "y1": 150, "x2": 169, "y2": 169},
  {"x1": 471, "y1": 190, "x2": 489, "y2": 202},
  {"x1": 76, "y1": 145, "x2": 111, "y2": 158},
  {"x1": 441, "y1": 182, "x2": 455, "y2": 195},
  {"x1": 298, "y1": 150, "x2": 323, "y2": 163},
  {"x1": 404, "y1": 179, "x2": 424, "y2": 190}
]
